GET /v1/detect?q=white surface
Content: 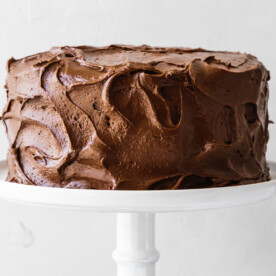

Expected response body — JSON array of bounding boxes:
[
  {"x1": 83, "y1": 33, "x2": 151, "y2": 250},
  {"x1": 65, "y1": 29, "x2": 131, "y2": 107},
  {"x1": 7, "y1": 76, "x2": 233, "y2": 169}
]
[{"x1": 0, "y1": 0, "x2": 276, "y2": 275}]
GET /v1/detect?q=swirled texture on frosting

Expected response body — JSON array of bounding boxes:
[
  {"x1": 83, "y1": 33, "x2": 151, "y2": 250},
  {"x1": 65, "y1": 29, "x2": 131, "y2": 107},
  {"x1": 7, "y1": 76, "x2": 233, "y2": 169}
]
[{"x1": 2, "y1": 45, "x2": 270, "y2": 189}]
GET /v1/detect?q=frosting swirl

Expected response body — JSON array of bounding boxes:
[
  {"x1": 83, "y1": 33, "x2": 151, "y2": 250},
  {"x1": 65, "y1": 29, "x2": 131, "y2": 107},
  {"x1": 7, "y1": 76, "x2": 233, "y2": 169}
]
[{"x1": 2, "y1": 45, "x2": 271, "y2": 189}]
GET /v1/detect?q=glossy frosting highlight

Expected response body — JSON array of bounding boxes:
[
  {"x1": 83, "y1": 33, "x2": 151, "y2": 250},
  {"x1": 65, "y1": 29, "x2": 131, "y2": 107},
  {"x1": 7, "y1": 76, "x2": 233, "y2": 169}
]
[{"x1": 2, "y1": 45, "x2": 270, "y2": 189}]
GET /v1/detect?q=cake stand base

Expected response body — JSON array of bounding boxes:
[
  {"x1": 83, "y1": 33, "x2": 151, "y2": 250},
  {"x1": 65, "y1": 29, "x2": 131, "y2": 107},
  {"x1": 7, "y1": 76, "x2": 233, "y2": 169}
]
[
  {"x1": 0, "y1": 160, "x2": 276, "y2": 276},
  {"x1": 113, "y1": 213, "x2": 159, "y2": 276}
]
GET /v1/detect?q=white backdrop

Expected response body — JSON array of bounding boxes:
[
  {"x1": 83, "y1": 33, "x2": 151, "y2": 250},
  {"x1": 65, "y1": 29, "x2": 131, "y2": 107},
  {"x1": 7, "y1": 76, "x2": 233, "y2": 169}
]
[{"x1": 0, "y1": 0, "x2": 276, "y2": 275}]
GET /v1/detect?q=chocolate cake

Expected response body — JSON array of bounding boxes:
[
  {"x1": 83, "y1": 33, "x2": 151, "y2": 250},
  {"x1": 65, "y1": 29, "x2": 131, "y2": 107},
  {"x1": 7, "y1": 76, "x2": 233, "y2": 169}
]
[{"x1": 1, "y1": 45, "x2": 270, "y2": 189}]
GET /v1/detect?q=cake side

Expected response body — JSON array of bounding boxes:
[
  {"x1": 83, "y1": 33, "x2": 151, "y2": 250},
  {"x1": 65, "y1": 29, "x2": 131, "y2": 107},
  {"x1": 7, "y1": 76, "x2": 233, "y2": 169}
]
[{"x1": 2, "y1": 45, "x2": 270, "y2": 189}]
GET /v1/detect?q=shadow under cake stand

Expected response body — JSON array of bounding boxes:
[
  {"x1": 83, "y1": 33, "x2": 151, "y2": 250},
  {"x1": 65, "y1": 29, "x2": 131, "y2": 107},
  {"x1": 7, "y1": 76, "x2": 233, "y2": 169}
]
[{"x1": 0, "y1": 160, "x2": 275, "y2": 276}]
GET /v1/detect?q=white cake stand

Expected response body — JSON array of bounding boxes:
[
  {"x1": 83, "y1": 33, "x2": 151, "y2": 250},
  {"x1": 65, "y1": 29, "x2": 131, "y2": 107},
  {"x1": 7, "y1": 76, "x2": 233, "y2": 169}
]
[{"x1": 0, "y1": 160, "x2": 275, "y2": 276}]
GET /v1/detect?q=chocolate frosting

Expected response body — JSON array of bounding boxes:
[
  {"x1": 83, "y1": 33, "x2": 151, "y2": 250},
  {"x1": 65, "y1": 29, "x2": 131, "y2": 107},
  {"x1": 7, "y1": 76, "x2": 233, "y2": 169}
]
[{"x1": 2, "y1": 45, "x2": 270, "y2": 189}]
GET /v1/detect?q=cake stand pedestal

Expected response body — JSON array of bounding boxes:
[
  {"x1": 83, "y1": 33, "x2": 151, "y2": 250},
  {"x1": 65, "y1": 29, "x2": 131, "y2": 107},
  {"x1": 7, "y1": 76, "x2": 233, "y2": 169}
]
[{"x1": 0, "y1": 160, "x2": 276, "y2": 276}]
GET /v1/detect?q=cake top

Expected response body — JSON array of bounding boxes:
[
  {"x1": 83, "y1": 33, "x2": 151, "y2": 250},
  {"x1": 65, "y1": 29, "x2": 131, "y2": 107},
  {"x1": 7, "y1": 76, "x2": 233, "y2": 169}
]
[{"x1": 8, "y1": 45, "x2": 260, "y2": 80}]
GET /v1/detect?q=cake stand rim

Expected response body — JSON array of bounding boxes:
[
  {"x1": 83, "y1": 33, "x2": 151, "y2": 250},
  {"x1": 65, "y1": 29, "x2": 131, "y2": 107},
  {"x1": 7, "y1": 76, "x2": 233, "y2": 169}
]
[{"x1": 0, "y1": 159, "x2": 275, "y2": 213}]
